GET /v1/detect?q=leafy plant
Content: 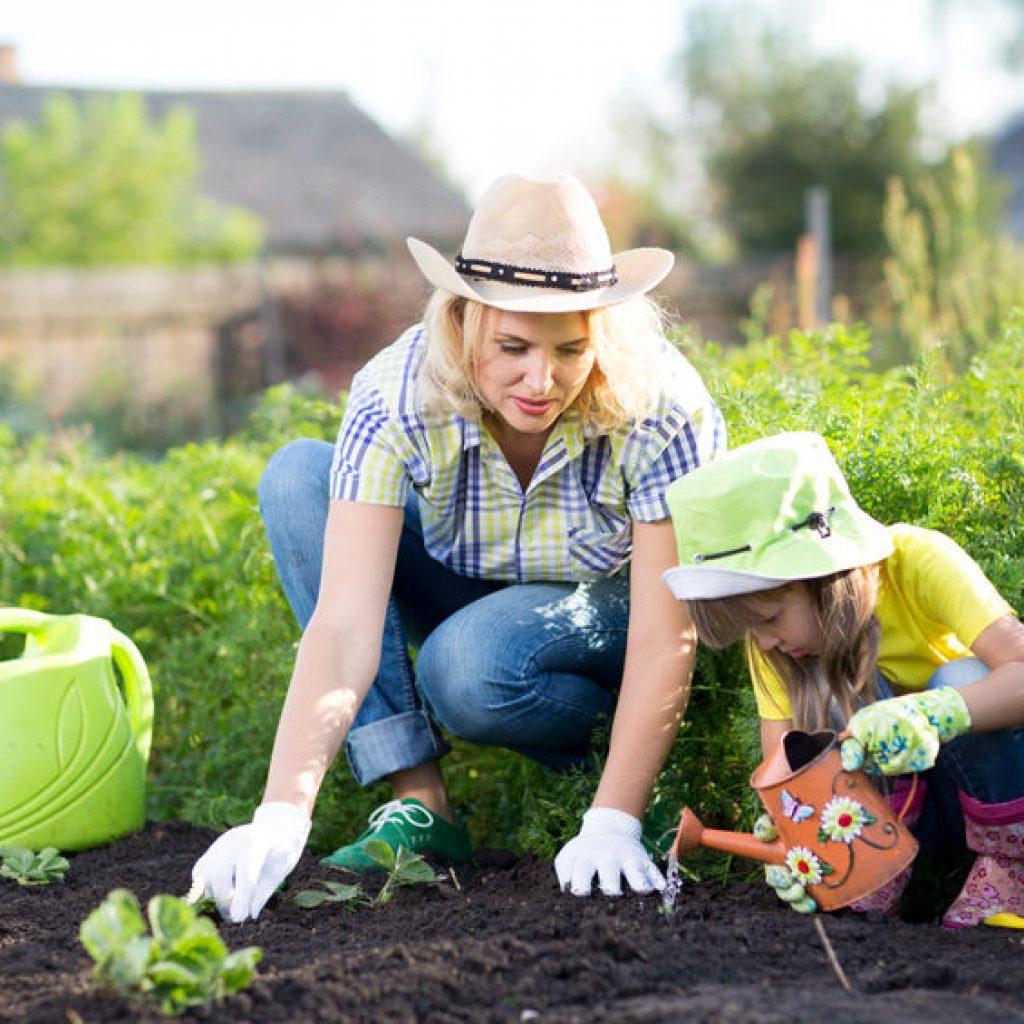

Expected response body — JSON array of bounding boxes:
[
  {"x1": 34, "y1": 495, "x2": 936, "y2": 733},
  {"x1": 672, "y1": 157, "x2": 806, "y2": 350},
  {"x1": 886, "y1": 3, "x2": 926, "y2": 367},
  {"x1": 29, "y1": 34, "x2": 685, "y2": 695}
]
[
  {"x1": 80, "y1": 888, "x2": 261, "y2": 1017},
  {"x1": 0, "y1": 845, "x2": 69, "y2": 885},
  {"x1": 293, "y1": 879, "x2": 365, "y2": 910},
  {"x1": 295, "y1": 841, "x2": 442, "y2": 909},
  {"x1": 882, "y1": 146, "x2": 1024, "y2": 368}
]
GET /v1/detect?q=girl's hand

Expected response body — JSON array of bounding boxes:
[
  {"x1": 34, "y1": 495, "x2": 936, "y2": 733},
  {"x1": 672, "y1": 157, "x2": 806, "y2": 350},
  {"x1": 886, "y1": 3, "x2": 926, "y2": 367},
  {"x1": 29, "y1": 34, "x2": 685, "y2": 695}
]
[{"x1": 840, "y1": 688, "x2": 972, "y2": 775}]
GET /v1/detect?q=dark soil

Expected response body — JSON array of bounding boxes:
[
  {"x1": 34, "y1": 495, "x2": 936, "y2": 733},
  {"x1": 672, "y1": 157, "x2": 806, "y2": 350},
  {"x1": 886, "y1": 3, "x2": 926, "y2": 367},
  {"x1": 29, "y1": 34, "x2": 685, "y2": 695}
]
[{"x1": 3, "y1": 821, "x2": 1023, "y2": 1023}]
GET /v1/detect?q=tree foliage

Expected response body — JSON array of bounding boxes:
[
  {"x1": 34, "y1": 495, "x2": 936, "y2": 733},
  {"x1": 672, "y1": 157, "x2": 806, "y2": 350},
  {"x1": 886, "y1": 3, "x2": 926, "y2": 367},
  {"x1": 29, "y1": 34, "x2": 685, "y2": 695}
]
[
  {"x1": 0, "y1": 93, "x2": 263, "y2": 266},
  {"x1": 678, "y1": 4, "x2": 930, "y2": 258}
]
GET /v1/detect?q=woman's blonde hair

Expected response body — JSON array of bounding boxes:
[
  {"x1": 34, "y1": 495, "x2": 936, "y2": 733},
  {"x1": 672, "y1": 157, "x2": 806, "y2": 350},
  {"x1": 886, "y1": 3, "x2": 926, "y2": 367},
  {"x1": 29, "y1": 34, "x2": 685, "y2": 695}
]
[
  {"x1": 417, "y1": 289, "x2": 672, "y2": 432},
  {"x1": 689, "y1": 565, "x2": 882, "y2": 730}
]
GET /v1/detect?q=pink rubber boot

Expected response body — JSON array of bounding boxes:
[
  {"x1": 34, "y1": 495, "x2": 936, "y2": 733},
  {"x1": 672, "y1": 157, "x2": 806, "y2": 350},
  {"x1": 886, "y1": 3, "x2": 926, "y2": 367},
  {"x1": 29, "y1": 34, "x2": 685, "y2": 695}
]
[
  {"x1": 849, "y1": 777, "x2": 925, "y2": 916},
  {"x1": 942, "y1": 791, "x2": 1024, "y2": 929}
]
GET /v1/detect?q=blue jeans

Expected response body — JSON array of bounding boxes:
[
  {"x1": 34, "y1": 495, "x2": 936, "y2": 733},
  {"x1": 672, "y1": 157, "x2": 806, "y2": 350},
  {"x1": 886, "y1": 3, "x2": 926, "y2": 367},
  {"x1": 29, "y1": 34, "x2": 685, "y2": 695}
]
[
  {"x1": 258, "y1": 439, "x2": 629, "y2": 787},
  {"x1": 877, "y1": 660, "x2": 1024, "y2": 852}
]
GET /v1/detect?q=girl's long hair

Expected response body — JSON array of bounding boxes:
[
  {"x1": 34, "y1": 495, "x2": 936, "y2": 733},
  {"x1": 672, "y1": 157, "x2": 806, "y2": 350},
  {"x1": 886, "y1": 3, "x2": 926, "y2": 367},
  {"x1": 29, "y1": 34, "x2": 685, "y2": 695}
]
[
  {"x1": 416, "y1": 289, "x2": 671, "y2": 432},
  {"x1": 688, "y1": 565, "x2": 882, "y2": 730}
]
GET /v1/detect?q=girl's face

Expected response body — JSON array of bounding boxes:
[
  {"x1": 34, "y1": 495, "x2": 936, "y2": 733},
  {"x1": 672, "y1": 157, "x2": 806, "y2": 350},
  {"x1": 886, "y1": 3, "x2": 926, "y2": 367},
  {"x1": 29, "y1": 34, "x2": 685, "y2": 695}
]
[
  {"x1": 748, "y1": 584, "x2": 823, "y2": 660},
  {"x1": 472, "y1": 310, "x2": 595, "y2": 441}
]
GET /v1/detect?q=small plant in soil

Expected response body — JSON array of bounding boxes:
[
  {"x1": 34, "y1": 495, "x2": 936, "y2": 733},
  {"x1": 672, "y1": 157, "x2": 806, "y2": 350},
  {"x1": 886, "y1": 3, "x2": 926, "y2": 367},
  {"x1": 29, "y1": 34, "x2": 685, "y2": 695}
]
[
  {"x1": 295, "y1": 840, "x2": 443, "y2": 909},
  {"x1": 80, "y1": 888, "x2": 261, "y2": 1017},
  {"x1": 0, "y1": 844, "x2": 69, "y2": 885}
]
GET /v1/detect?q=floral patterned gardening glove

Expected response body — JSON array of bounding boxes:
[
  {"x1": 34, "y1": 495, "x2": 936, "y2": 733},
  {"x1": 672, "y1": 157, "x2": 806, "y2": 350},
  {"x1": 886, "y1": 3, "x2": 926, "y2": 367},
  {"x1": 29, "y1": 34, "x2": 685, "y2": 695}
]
[
  {"x1": 755, "y1": 813, "x2": 817, "y2": 915},
  {"x1": 840, "y1": 687, "x2": 972, "y2": 776}
]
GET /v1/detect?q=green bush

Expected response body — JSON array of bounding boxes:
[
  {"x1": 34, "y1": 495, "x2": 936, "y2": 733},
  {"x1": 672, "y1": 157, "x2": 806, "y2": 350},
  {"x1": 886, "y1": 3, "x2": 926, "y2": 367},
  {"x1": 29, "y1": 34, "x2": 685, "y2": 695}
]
[{"x1": 1, "y1": 313, "x2": 1022, "y2": 869}]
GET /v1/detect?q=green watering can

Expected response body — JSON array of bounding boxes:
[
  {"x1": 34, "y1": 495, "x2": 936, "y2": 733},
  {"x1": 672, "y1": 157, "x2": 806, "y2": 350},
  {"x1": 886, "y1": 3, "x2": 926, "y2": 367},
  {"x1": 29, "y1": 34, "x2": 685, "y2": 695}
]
[{"x1": 0, "y1": 608, "x2": 154, "y2": 851}]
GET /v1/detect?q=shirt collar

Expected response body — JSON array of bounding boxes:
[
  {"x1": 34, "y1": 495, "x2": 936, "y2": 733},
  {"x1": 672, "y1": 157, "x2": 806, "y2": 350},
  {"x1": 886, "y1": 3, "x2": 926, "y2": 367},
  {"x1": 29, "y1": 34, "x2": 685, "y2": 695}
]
[{"x1": 460, "y1": 408, "x2": 589, "y2": 458}]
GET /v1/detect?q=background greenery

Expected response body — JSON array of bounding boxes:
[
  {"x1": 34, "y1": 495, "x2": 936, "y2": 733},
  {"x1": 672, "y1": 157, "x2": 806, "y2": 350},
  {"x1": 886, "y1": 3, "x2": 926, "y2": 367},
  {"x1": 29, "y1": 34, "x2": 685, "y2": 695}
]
[
  {"x1": 0, "y1": 93, "x2": 262, "y2": 267},
  {"x1": 1, "y1": 306, "x2": 1021, "y2": 868}
]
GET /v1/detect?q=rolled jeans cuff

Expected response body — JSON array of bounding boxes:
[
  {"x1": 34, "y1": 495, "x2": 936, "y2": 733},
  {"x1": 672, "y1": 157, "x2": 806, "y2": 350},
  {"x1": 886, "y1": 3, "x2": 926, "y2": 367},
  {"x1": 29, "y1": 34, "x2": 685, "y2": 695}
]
[{"x1": 344, "y1": 709, "x2": 451, "y2": 787}]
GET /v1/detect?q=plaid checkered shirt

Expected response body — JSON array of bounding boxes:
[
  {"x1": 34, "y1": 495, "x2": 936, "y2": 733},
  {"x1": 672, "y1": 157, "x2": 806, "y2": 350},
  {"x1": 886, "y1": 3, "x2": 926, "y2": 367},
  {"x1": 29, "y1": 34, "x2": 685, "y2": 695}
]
[{"x1": 330, "y1": 326, "x2": 726, "y2": 582}]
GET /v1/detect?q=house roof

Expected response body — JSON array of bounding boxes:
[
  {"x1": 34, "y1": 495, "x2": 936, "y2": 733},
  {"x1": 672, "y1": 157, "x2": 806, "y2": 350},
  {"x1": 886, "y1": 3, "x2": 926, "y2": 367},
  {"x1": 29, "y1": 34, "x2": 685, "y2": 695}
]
[
  {"x1": 992, "y1": 114, "x2": 1024, "y2": 240},
  {"x1": 0, "y1": 84, "x2": 471, "y2": 255}
]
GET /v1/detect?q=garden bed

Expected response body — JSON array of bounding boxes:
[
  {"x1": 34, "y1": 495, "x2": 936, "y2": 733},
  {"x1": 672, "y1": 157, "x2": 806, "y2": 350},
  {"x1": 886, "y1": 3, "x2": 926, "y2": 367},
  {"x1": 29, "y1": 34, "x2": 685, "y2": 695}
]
[{"x1": 2, "y1": 820, "x2": 1023, "y2": 1023}]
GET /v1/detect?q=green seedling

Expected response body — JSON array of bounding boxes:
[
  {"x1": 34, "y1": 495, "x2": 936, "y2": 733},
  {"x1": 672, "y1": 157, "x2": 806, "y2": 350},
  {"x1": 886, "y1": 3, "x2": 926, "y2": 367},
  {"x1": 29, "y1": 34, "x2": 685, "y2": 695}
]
[
  {"x1": 294, "y1": 879, "x2": 365, "y2": 910},
  {"x1": 80, "y1": 888, "x2": 261, "y2": 1017},
  {"x1": 295, "y1": 840, "x2": 444, "y2": 910},
  {"x1": 0, "y1": 845, "x2": 70, "y2": 885}
]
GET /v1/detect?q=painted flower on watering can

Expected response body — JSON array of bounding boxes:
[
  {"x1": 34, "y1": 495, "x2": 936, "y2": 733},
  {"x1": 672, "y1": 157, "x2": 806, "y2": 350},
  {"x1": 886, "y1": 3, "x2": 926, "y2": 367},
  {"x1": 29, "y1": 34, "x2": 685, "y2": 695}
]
[
  {"x1": 818, "y1": 796, "x2": 876, "y2": 845},
  {"x1": 785, "y1": 846, "x2": 832, "y2": 886}
]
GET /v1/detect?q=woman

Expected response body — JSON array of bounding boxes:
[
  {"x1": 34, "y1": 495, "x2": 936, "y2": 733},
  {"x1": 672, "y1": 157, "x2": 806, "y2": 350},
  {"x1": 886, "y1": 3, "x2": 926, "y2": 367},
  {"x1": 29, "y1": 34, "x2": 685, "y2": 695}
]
[{"x1": 192, "y1": 173, "x2": 726, "y2": 922}]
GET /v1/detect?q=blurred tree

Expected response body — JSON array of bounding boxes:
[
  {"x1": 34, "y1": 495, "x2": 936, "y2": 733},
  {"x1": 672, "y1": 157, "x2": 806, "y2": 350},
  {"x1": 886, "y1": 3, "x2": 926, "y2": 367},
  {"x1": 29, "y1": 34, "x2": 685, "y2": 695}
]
[
  {"x1": 678, "y1": 4, "x2": 931, "y2": 258},
  {"x1": 0, "y1": 93, "x2": 263, "y2": 266}
]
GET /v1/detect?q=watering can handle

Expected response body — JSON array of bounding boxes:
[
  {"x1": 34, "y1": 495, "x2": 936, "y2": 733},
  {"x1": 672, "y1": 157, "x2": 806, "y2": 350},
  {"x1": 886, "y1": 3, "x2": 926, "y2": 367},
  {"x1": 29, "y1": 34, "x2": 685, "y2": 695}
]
[
  {"x1": 836, "y1": 728, "x2": 919, "y2": 824},
  {"x1": 0, "y1": 607, "x2": 50, "y2": 632},
  {"x1": 109, "y1": 628, "x2": 155, "y2": 765}
]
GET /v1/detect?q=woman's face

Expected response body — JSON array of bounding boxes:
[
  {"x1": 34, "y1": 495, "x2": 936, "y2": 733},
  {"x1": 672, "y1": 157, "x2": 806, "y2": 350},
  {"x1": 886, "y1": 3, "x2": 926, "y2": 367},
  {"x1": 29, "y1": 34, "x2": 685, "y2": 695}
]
[
  {"x1": 748, "y1": 584, "x2": 824, "y2": 660},
  {"x1": 472, "y1": 310, "x2": 595, "y2": 439}
]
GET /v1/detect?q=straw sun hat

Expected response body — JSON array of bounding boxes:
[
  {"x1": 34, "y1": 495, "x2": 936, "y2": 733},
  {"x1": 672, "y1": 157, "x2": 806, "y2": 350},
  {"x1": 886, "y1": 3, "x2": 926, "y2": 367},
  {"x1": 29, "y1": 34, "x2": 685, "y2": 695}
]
[
  {"x1": 662, "y1": 432, "x2": 894, "y2": 601},
  {"x1": 406, "y1": 173, "x2": 674, "y2": 313}
]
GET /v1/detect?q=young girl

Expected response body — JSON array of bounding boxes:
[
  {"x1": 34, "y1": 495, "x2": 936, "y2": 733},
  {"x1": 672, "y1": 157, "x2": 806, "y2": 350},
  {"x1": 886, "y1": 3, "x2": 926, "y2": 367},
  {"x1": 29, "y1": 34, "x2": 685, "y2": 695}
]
[{"x1": 661, "y1": 431, "x2": 1024, "y2": 928}]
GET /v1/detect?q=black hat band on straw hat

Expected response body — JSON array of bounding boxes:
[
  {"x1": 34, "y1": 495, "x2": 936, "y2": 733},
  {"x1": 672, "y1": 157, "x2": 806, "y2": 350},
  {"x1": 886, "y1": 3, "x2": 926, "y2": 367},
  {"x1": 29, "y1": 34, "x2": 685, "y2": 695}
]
[{"x1": 455, "y1": 254, "x2": 617, "y2": 293}]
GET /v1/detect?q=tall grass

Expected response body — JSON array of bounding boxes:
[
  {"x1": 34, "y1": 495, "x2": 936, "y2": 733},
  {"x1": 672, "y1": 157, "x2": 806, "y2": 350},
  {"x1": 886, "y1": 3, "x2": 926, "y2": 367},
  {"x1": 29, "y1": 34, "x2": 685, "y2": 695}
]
[{"x1": 1, "y1": 311, "x2": 1023, "y2": 863}]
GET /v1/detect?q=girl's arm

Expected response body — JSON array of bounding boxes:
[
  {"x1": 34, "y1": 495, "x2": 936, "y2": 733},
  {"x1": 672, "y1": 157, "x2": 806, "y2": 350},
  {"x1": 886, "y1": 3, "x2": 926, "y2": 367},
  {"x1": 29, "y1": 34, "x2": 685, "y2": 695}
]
[
  {"x1": 958, "y1": 613, "x2": 1024, "y2": 732},
  {"x1": 592, "y1": 518, "x2": 696, "y2": 817},
  {"x1": 262, "y1": 498, "x2": 405, "y2": 815},
  {"x1": 760, "y1": 717, "x2": 793, "y2": 759}
]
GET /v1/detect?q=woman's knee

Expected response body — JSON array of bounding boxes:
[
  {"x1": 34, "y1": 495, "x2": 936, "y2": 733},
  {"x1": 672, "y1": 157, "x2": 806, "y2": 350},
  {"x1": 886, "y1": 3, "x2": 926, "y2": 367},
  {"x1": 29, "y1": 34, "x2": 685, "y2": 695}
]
[
  {"x1": 416, "y1": 630, "x2": 519, "y2": 742},
  {"x1": 257, "y1": 439, "x2": 333, "y2": 514}
]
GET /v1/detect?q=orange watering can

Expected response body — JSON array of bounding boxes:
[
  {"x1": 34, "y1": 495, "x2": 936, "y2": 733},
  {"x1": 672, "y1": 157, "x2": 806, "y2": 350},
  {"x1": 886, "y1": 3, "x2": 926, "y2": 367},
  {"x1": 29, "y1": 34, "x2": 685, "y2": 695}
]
[
  {"x1": 0, "y1": 608, "x2": 154, "y2": 852},
  {"x1": 672, "y1": 730, "x2": 918, "y2": 911}
]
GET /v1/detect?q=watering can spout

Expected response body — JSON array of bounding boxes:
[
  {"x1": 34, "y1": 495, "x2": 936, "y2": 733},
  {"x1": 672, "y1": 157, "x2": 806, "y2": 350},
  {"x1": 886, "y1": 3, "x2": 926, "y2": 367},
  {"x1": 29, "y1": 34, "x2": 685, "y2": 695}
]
[{"x1": 671, "y1": 807, "x2": 786, "y2": 866}]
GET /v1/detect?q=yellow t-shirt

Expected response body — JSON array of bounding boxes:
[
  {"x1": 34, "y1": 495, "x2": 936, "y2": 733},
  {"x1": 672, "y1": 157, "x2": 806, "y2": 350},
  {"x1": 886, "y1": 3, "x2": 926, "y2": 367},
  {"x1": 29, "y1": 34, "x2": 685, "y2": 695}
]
[{"x1": 753, "y1": 524, "x2": 1015, "y2": 720}]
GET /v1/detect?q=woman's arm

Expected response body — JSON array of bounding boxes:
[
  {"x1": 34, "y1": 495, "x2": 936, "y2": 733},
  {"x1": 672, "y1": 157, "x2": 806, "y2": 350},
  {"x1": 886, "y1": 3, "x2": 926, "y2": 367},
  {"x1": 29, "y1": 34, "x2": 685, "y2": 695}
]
[
  {"x1": 592, "y1": 518, "x2": 696, "y2": 817},
  {"x1": 958, "y1": 613, "x2": 1024, "y2": 732},
  {"x1": 262, "y1": 499, "x2": 405, "y2": 815}
]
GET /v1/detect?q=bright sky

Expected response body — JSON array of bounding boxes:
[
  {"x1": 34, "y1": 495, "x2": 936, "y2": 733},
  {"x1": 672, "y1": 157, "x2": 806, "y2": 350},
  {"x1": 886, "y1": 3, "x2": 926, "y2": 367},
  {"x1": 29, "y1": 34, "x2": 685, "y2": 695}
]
[{"x1": 2, "y1": 0, "x2": 1022, "y2": 201}]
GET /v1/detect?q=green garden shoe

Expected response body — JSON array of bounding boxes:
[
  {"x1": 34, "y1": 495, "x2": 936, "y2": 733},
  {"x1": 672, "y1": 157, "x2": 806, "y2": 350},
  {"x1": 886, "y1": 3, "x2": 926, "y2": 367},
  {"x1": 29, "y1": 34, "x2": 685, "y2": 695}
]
[{"x1": 322, "y1": 798, "x2": 473, "y2": 873}]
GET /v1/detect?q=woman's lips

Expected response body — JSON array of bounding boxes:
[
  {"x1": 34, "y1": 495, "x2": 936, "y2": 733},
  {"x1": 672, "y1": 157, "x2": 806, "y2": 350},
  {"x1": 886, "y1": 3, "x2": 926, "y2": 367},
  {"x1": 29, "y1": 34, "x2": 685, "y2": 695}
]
[{"x1": 512, "y1": 396, "x2": 556, "y2": 416}]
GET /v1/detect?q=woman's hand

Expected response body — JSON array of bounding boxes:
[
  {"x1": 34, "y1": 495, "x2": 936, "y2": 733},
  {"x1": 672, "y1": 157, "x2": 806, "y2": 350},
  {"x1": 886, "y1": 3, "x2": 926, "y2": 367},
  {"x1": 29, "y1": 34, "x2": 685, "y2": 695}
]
[
  {"x1": 191, "y1": 802, "x2": 311, "y2": 923},
  {"x1": 554, "y1": 807, "x2": 665, "y2": 896}
]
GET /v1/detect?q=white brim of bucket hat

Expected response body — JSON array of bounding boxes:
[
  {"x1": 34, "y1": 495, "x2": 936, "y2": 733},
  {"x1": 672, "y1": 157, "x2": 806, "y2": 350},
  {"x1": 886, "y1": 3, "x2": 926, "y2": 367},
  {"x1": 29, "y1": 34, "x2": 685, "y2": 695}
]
[
  {"x1": 661, "y1": 566, "x2": 792, "y2": 601},
  {"x1": 407, "y1": 237, "x2": 674, "y2": 313}
]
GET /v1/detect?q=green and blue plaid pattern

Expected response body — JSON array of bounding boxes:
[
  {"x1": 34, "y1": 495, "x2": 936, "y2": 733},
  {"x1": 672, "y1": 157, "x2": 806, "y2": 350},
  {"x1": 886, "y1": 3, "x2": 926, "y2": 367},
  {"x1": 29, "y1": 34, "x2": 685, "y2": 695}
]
[{"x1": 331, "y1": 326, "x2": 725, "y2": 582}]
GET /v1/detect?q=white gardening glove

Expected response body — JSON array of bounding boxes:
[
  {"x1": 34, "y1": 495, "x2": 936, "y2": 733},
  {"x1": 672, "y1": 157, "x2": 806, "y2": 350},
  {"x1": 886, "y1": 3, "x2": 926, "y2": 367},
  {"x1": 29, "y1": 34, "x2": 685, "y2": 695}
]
[
  {"x1": 191, "y1": 802, "x2": 311, "y2": 923},
  {"x1": 554, "y1": 807, "x2": 666, "y2": 897}
]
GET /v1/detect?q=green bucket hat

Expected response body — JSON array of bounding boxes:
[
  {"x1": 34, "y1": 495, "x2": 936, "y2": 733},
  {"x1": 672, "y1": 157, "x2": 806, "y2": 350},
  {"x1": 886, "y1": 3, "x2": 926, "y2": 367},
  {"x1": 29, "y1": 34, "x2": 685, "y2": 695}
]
[{"x1": 662, "y1": 432, "x2": 893, "y2": 600}]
